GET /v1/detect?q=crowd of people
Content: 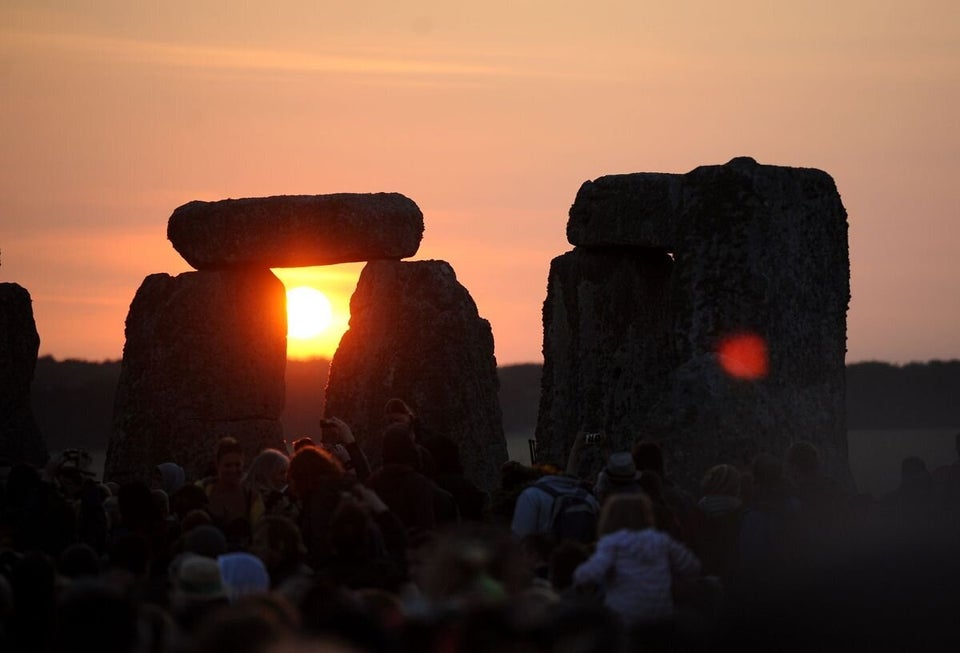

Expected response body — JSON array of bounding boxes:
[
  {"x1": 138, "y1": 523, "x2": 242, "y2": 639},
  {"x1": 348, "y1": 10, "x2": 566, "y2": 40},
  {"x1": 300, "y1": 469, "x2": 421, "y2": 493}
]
[{"x1": 2, "y1": 399, "x2": 959, "y2": 653}]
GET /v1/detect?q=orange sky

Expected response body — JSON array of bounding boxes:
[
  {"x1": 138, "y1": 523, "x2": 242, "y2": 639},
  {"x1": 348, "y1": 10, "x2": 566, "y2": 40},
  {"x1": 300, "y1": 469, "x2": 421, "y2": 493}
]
[{"x1": 2, "y1": 1, "x2": 959, "y2": 364}]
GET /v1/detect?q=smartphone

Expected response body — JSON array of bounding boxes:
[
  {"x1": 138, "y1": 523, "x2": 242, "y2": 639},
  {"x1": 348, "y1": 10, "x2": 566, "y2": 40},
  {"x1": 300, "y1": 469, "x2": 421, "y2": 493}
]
[{"x1": 584, "y1": 432, "x2": 605, "y2": 445}]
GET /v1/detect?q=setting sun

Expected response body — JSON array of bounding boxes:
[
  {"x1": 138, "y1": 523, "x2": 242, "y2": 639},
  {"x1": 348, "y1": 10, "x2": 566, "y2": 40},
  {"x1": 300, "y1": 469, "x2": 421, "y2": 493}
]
[
  {"x1": 287, "y1": 286, "x2": 333, "y2": 339},
  {"x1": 273, "y1": 266, "x2": 362, "y2": 360}
]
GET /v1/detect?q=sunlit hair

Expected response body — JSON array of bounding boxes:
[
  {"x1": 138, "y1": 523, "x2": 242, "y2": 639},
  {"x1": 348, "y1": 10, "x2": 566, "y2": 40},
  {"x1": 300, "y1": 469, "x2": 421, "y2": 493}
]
[
  {"x1": 216, "y1": 437, "x2": 243, "y2": 462},
  {"x1": 291, "y1": 437, "x2": 315, "y2": 452},
  {"x1": 597, "y1": 493, "x2": 655, "y2": 537},
  {"x1": 287, "y1": 446, "x2": 343, "y2": 498},
  {"x1": 242, "y1": 449, "x2": 290, "y2": 493}
]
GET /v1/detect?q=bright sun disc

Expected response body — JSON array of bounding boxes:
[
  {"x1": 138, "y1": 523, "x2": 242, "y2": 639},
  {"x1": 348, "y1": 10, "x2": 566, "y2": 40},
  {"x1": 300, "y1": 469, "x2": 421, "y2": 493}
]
[{"x1": 286, "y1": 286, "x2": 333, "y2": 339}]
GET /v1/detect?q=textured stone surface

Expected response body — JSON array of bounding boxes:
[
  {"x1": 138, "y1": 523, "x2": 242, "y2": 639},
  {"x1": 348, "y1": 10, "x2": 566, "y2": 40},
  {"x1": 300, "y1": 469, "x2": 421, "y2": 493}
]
[
  {"x1": 106, "y1": 269, "x2": 287, "y2": 483},
  {"x1": 168, "y1": 193, "x2": 424, "y2": 270},
  {"x1": 0, "y1": 283, "x2": 47, "y2": 465},
  {"x1": 568, "y1": 172, "x2": 683, "y2": 248},
  {"x1": 535, "y1": 249, "x2": 677, "y2": 474},
  {"x1": 324, "y1": 260, "x2": 507, "y2": 490},
  {"x1": 540, "y1": 157, "x2": 851, "y2": 490}
]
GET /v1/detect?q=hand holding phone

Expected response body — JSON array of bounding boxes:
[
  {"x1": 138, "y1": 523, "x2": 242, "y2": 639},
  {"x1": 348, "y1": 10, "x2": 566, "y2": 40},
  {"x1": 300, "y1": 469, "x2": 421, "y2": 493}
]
[{"x1": 584, "y1": 432, "x2": 606, "y2": 445}]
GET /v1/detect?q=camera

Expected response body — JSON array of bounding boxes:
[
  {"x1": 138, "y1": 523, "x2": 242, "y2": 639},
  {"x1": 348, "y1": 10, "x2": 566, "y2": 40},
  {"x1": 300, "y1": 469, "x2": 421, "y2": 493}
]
[{"x1": 584, "y1": 432, "x2": 605, "y2": 445}]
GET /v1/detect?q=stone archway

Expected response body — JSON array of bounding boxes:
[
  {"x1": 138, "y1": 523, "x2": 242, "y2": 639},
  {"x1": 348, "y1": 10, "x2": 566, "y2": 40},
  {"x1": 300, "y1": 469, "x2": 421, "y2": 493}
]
[{"x1": 105, "y1": 193, "x2": 507, "y2": 489}]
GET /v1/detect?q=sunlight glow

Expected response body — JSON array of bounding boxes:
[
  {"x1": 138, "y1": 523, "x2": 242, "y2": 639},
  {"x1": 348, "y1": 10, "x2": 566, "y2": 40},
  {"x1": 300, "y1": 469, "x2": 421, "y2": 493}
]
[
  {"x1": 274, "y1": 267, "x2": 361, "y2": 360},
  {"x1": 287, "y1": 286, "x2": 333, "y2": 339}
]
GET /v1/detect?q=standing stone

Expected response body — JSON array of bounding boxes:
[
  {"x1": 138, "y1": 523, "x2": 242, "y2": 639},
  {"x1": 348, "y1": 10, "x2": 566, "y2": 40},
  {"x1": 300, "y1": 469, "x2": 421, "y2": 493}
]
[
  {"x1": 168, "y1": 193, "x2": 424, "y2": 270},
  {"x1": 324, "y1": 260, "x2": 507, "y2": 490},
  {"x1": 106, "y1": 269, "x2": 287, "y2": 483},
  {"x1": 0, "y1": 283, "x2": 47, "y2": 465},
  {"x1": 535, "y1": 249, "x2": 677, "y2": 474},
  {"x1": 539, "y1": 157, "x2": 850, "y2": 490}
]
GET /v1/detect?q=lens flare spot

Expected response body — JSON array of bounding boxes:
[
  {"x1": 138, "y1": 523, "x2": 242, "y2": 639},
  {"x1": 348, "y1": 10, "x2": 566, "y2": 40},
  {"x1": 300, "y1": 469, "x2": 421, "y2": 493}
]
[{"x1": 717, "y1": 332, "x2": 769, "y2": 380}]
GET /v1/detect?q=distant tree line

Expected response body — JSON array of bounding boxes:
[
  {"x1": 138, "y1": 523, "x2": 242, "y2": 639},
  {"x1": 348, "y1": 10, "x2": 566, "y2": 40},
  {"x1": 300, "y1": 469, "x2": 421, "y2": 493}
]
[{"x1": 29, "y1": 357, "x2": 960, "y2": 454}]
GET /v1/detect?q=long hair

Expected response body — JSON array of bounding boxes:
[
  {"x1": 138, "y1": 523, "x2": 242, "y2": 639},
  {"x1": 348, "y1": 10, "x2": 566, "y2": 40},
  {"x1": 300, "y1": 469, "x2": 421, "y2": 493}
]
[
  {"x1": 287, "y1": 446, "x2": 344, "y2": 500},
  {"x1": 242, "y1": 449, "x2": 290, "y2": 494},
  {"x1": 597, "y1": 493, "x2": 655, "y2": 537}
]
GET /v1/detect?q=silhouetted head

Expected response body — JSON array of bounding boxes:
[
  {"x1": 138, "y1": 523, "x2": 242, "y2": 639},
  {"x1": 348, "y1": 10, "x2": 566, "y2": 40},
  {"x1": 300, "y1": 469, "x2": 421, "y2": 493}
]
[
  {"x1": 215, "y1": 437, "x2": 245, "y2": 487},
  {"x1": 597, "y1": 493, "x2": 655, "y2": 536},
  {"x1": 291, "y1": 436, "x2": 315, "y2": 452},
  {"x1": 701, "y1": 464, "x2": 742, "y2": 498},
  {"x1": 423, "y1": 434, "x2": 464, "y2": 475},
  {"x1": 243, "y1": 449, "x2": 290, "y2": 493},
  {"x1": 637, "y1": 470, "x2": 667, "y2": 505},
  {"x1": 329, "y1": 499, "x2": 372, "y2": 558},
  {"x1": 53, "y1": 582, "x2": 138, "y2": 653},
  {"x1": 117, "y1": 480, "x2": 161, "y2": 532},
  {"x1": 181, "y1": 508, "x2": 213, "y2": 534},
  {"x1": 217, "y1": 552, "x2": 270, "y2": 603},
  {"x1": 171, "y1": 484, "x2": 210, "y2": 521},
  {"x1": 59, "y1": 543, "x2": 101, "y2": 580},
  {"x1": 785, "y1": 441, "x2": 821, "y2": 479},
  {"x1": 153, "y1": 462, "x2": 186, "y2": 495},
  {"x1": 499, "y1": 461, "x2": 540, "y2": 491},
  {"x1": 287, "y1": 446, "x2": 343, "y2": 500},
  {"x1": 251, "y1": 515, "x2": 307, "y2": 580},
  {"x1": 383, "y1": 397, "x2": 415, "y2": 428},
  {"x1": 382, "y1": 424, "x2": 421, "y2": 468},
  {"x1": 631, "y1": 441, "x2": 665, "y2": 476}
]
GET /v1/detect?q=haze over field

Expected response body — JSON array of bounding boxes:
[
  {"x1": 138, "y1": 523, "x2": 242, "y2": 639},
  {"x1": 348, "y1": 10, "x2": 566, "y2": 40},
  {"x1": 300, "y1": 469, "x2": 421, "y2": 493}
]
[{"x1": 2, "y1": 2, "x2": 959, "y2": 364}]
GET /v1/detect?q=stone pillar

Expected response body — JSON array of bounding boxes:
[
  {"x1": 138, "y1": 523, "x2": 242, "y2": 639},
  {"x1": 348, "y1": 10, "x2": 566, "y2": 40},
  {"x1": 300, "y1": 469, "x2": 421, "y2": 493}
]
[
  {"x1": 324, "y1": 260, "x2": 507, "y2": 490},
  {"x1": 539, "y1": 157, "x2": 850, "y2": 490},
  {"x1": 106, "y1": 269, "x2": 287, "y2": 483},
  {"x1": 0, "y1": 283, "x2": 47, "y2": 466}
]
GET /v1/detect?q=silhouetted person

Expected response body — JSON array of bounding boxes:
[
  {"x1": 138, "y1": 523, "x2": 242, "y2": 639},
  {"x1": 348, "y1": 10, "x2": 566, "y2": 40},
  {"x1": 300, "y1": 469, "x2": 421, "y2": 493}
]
[
  {"x1": 249, "y1": 515, "x2": 311, "y2": 590},
  {"x1": 199, "y1": 437, "x2": 263, "y2": 548},
  {"x1": 784, "y1": 440, "x2": 847, "y2": 549},
  {"x1": 242, "y1": 448, "x2": 298, "y2": 521},
  {"x1": 572, "y1": 493, "x2": 700, "y2": 626},
  {"x1": 4, "y1": 464, "x2": 76, "y2": 556},
  {"x1": 367, "y1": 425, "x2": 455, "y2": 534},
  {"x1": 632, "y1": 440, "x2": 696, "y2": 542},
  {"x1": 883, "y1": 455, "x2": 941, "y2": 530},
  {"x1": 422, "y1": 434, "x2": 488, "y2": 521},
  {"x1": 382, "y1": 398, "x2": 436, "y2": 478},
  {"x1": 692, "y1": 464, "x2": 744, "y2": 583},
  {"x1": 52, "y1": 582, "x2": 138, "y2": 653},
  {"x1": 8, "y1": 551, "x2": 57, "y2": 653},
  {"x1": 739, "y1": 453, "x2": 801, "y2": 576}
]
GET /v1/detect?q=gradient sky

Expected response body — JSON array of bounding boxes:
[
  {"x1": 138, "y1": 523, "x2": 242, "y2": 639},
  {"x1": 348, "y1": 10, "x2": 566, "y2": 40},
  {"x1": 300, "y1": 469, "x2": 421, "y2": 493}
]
[{"x1": 2, "y1": 1, "x2": 958, "y2": 364}]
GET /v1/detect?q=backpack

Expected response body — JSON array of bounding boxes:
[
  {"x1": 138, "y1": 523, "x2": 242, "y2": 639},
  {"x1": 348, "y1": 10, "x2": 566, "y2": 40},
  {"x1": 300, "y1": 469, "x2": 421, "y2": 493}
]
[{"x1": 534, "y1": 481, "x2": 599, "y2": 543}]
